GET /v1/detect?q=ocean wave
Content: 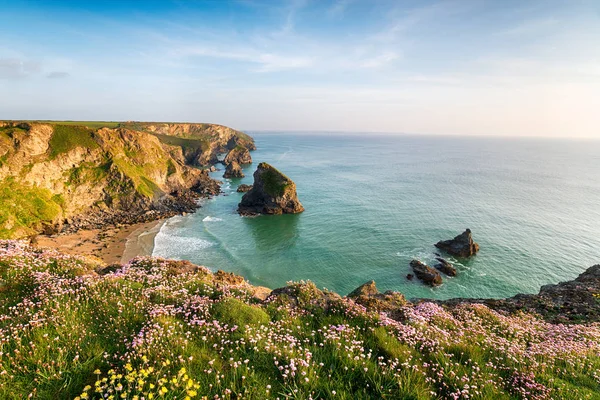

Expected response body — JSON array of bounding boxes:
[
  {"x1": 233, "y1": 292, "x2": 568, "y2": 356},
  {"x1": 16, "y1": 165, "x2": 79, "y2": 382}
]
[{"x1": 203, "y1": 216, "x2": 223, "y2": 222}]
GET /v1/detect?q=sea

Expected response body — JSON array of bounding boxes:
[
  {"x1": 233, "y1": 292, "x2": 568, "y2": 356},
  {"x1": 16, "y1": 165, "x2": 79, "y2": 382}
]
[{"x1": 153, "y1": 132, "x2": 600, "y2": 300}]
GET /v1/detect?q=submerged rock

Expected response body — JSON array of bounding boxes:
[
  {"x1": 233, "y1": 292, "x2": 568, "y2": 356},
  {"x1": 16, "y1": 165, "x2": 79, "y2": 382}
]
[
  {"x1": 236, "y1": 184, "x2": 253, "y2": 193},
  {"x1": 435, "y1": 257, "x2": 457, "y2": 276},
  {"x1": 410, "y1": 259, "x2": 442, "y2": 286},
  {"x1": 223, "y1": 161, "x2": 244, "y2": 179},
  {"x1": 238, "y1": 162, "x2": 304, "y2": 215},
  {"x1": 435, "y1": 229, "x2": 479, "y2": 257}
]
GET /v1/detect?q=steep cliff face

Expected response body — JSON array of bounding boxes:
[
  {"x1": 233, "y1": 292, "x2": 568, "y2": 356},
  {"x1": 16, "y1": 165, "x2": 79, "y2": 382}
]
[
  {"x1": 0, "y1": 121, "x2": 251, "y2": 238},
  {"x1": 119, "y1": 122, "x2": 255, "y2": 166}
]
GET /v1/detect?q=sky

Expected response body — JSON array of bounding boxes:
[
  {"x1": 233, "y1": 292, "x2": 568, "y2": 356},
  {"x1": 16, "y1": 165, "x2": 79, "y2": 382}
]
[{"x1": 0, "y1": 0, "x2": 599, "y2": 137}]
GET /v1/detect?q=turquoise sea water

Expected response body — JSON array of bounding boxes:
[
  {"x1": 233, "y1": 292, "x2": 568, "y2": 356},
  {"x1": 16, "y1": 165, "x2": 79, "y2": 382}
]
[{"x1": 153, "y1": 133, "x2": 600, "y2": 300}]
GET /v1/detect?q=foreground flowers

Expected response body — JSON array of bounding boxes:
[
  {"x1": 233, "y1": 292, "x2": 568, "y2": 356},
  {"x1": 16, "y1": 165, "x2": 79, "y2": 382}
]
[{"x1": 0, "y1": 240, "x2": 598, "y2": 399}]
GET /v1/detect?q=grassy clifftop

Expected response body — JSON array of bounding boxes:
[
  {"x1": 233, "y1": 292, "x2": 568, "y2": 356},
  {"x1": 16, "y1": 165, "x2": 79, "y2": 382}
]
[{"x1": 0, "y1": 240, "x2": 598, "y2": 399}]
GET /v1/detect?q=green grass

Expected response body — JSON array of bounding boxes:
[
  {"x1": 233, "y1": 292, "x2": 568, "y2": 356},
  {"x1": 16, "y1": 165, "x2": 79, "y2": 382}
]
[
  {"x1": 37, "y1": 120, "x2": 120, "y2": 129},
  {"x1": 260, "y1": 164, "x2": 290, "y2": 197},
  {"x1": 150, "y1": 132, "x2": 211, "y2": 153},
  {"x1": 0, "y1": 178, "x2": 63, "y2": 238},
  {"x1": 48, "y1": 125, "x2": 100, "y2": 159}
]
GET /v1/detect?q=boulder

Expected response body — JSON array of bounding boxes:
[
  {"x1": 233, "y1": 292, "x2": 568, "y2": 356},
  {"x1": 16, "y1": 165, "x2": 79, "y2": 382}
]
[
  {"x1": 435, "y1": 257, "x2": 457, "y2": 276},
  {"x1": 223, "y1": 146, "x2": 252, "y2": 166},
  {"x1": 347, "y1": 280, "x2": 406, "y2": 312},
  {"x1": 238, "y1": 163, "x2": 304, "y2": 215},
  {"x1": 435, "y1": 229, "x2": 479, "y2": 257},
  {"x1": 236, "y1": 184, "x2": 253, "y2": 193},
  {"x1": 223, "y1": 161, "x2": 244, "y2": 179},
  {"x1": 410, "y1": 259, "x2": 442, "y2": 286}
]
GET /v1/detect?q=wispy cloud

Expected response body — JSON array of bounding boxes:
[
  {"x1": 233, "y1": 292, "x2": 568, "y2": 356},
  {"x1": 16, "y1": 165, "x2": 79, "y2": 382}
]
[{"x1": 0, "y1": 58, "x2": 40, "y2": 79}]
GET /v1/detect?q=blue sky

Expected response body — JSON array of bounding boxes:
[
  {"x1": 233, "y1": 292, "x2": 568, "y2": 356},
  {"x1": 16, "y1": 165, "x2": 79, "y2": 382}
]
[{"x1": 0, "y1": 0, "x2": 599, "y2": 137}]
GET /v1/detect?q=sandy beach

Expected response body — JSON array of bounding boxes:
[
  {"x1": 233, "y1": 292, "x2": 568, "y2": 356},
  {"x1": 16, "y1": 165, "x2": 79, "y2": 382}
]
[{"x1": 35, "y1": 219, "x2": 166, "y2": 265}]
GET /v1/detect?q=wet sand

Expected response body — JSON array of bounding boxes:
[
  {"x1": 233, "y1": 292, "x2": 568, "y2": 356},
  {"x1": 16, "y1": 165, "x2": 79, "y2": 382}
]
[{"x1": 35, "y1": 219, "x2": 165, "y2": 265}]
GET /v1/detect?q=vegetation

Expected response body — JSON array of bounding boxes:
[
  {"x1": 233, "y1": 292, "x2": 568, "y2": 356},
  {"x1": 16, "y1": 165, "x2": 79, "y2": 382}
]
[
  {"x1": 0, "y1": 179, "x2": 63, "y2": 237},
  {"x1": 38, "y1": 121, "x2": 120, "y2": 129},
  {"x1": 151, "y1": 132, "x2": 211, "y2": 153},
  {"x1": 260, "y1": 164, "x2": 290, "y2": 197},
  {"x1": 48, "y1": 125, "x2": 100, "y2": 159},
  {"x1": 0, "y1": 241, "x2": 598, "y2": 399}
]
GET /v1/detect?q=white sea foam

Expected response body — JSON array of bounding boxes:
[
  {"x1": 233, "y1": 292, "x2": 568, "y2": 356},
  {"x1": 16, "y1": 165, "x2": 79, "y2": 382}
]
[{"x1": 203, "y1": 216, "x2": 223, "y2": 222}]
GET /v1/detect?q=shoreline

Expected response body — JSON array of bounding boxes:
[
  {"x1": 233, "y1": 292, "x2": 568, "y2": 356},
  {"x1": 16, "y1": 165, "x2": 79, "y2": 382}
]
[{"x1": 35, "y1": 219, "x2": 166, "y2": 265}]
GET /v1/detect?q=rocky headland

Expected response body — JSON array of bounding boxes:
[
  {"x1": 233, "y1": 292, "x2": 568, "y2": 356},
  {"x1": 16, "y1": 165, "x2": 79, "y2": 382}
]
[
  {"x1": 223, "y1": 161, "x2": 244, "y2": 178},
  {"x1": 223, "y1": 145, "x2": 252, "y2": 166},
  {"x1": 238, "y1": 162, "x2": 304, "y2": 216},
  {"x1": 0, "y1": 121, "x2": 254, "y2": 238}
]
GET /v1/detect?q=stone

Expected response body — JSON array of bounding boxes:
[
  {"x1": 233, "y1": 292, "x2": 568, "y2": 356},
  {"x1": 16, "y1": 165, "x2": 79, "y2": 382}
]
[
  {"x1": 236, "y1": 184, "x2": 253, "y2": 193},
  {"x1": 435, "y1": 229, "x2": 480, "y2": 257},
  {"x1": 434, "y1": 257, "x2": 457, "y2": 276},
  {"x1": 410, "y1": 259, "x2": 443, "y2": 286},
  {"x1": 347, "y1": 280, "x2": 407, "y2": 312},
  {"x1": 238, "y1": 162, "x2": 304, "y2": 215},
  {"x1": 223, "y1": 146, "x2": 252, "y2": 166},
  {"x1": 223, "y1": 161, "x2": 244, "y2": 178}
]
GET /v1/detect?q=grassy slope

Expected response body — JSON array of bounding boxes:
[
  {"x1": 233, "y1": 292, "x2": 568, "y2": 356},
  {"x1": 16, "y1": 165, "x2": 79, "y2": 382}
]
[{"x1": 0, "y1": 242, "x2": 598, "y2": 400}]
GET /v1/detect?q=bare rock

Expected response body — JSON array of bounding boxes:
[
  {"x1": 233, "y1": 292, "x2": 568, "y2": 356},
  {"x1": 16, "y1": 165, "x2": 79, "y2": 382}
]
[
  {"x1": 435, "y1": 229, "x2": 479, "y2": 257},
  {"x1": 223, "y1": 161, "x2": 244, "y2": 178},
  {"x1": 223, "y1": 146, "x2": 252, "y2": 166},
  {"x1": 237, "y1": 184, "x2": 253, "y2": 193},
  {"x1": 410, "y1": 259, "x2": 442, "y2": 286},
  {"x1": 434, "y1": 257, "x2": 457, "y2": 276}
]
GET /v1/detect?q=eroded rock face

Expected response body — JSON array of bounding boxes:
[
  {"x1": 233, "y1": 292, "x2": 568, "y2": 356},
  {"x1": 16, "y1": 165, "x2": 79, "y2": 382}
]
[
  {"x1": 347, "y1": 280, "x2": 407, "y2": 313},
  {"x1": 410, "y1": 259, "x2": 442, "y2": 286},
  {"x1": 237, "y1": 184, "x2": 253, "y2": 193},
  {"x1": 223, "y1": 146, "x2": 252, "y2": 166},
  {"x1": 223, "y1": 161, "x2": 244, "y2": 178},
  {"x1": 238, "y1": 163, "x2": 304, "y2": 215},
  {"x1": 435, "y1": 229, "x2": 479, "y2": 257},
  {"x1": 435, "y1": 257, "x2": 457, "y2": 277}
]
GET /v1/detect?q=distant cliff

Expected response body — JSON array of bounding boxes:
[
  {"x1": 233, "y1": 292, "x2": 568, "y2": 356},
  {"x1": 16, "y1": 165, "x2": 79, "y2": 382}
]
[{"x1": 0, "y1": 121, "x2": 255, "y2": 238}]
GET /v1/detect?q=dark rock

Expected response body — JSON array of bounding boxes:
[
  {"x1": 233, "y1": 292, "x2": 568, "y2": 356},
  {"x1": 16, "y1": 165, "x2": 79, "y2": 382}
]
[
  {"x1": 223, "y1": 161, "x2": 244, "y2": 178},
  {"x1": 236, "y1": 184, "x2": 253, "y2": 193},
  {"x1": 435, "y1": 229, "x2": 479, "y2": 257},
  {"x1": 223, "y1": 146, "x2": 252, "y2": 166},
  {"x1": 238, "y1": 163, "x2": 304, "y2": 215},
  {"x1": 434, "y1": 257, "x2": 457, "y2": 277},
  {"x1": 406, "y1": 274, "x2": 414, "y2": 280},
  {"x1": 410, "y1": 259, "x2": 442, "y2": 286}
]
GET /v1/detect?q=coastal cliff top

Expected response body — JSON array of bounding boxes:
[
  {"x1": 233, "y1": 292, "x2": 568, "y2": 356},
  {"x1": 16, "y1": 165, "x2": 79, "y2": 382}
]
[{"x1": 1, "y1": 239, "x2": 599, "y2": 399}]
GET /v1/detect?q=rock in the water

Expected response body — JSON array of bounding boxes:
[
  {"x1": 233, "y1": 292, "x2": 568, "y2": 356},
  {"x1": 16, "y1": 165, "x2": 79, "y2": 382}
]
[
  {"x1": 406, "y1": 274, "x2": 414, "y2": 280},
  {"x1": 238, "y1": 162, "x2": 304, "y2": 215},
  {"x1": 223, "y1": 146, "x2": 252, "y2": 166},
  {"x1": 223, "y1": 161, "x2": 244, "y2": 178},
  {"x1": 435, "y1": 229, "x2": 479, "y2": 257},
  {"x1": 237, "y1": 184, "x2": 253, "y2": 193},
  {"x1": 435, "y1": 257, "x2": 457, "y2": 276},
  {"x1": 410, "y1": 259, "x2": 442, "y2": 286}
]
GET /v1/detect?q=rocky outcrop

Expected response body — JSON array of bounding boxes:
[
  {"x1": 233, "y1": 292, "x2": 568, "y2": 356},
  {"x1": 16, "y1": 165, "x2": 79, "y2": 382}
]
[
  {"x1": 237, "y1": 184, "x2": 253, "y2": 193},
  {"x1": 223, "y1": 146, "x2": 252, "y2": 166},
  {"x1": 410, "y1": 259, "x2": 442, "y2": 286},
  {"x1": 435, "y1": 229, "x2": 479, "y2": 257},
  {"x1": 434, "y1": 257, "x2": 457, "y2": 276},
  {"x1": 223, "y1": 161, "x2": 244, "y2": 179},
  {"x1": 238, "y1": 163, "x2": 304, "y2": 216},
  {"x1": 120, "y1": 122, "x2": 255, "y2": 166},
  {"x1": 347, "y1": 280, "x2": 407, "y2": 313},
  {"x1": 0, "y1": 121, "x2": 251, "y2": 238}
]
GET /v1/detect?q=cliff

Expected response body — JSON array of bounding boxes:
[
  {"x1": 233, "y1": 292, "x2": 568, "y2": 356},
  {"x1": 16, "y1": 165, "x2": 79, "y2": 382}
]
[
  {"x1": 0, "y1": 121, "x2": 254, "y2": 238},
  {"x1": 1, "y1": 240, "x2": 598, "y2": 399}
]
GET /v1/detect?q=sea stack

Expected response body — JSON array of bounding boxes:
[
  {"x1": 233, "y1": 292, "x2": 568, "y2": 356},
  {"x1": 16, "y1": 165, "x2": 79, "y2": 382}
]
[
  {"x1": 238, "y1": 162, "x2": 304, "y2": 215},
  {"x1": 223, "y1": 146, "x2": 252, "y2": 166},
  {"x1": 410, "y1": 259, "x2": 443, "y2": 286},
  {"x1": 223, "y1": 161, "x2": 244, "y2": 178},
  {"x1": 435, "y1": 229, "x2": 479, "y2": 257}
]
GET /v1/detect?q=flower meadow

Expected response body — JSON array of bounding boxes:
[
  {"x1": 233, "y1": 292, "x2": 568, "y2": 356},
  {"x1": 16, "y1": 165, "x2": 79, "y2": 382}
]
[{"x1": 0, "y1": 240, "x2": 599, "y2": 399}]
